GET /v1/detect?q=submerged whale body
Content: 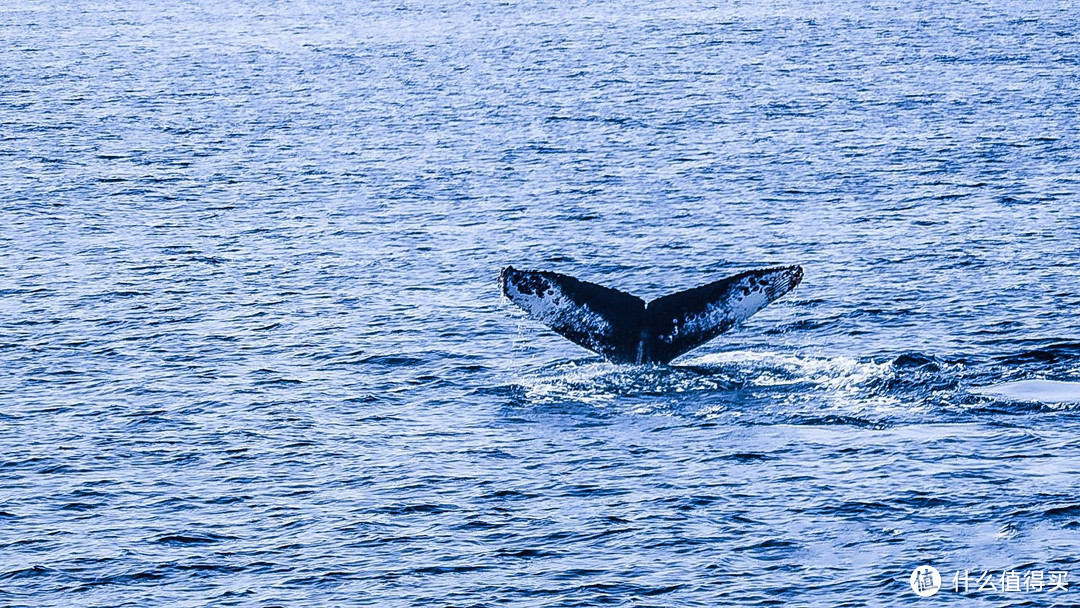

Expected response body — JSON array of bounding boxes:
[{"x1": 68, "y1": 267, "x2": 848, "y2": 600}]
[
  {"x1": 501, "y1": 265, "x2": 803, "y2": 364},
  {"x1": 974, "y1": 380, "x2": 1080, "y2": 404}
]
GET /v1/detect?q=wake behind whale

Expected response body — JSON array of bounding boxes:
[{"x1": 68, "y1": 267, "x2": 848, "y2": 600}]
[{"x1": 501, "y1": 265, "x2": 803, "y2": 364}]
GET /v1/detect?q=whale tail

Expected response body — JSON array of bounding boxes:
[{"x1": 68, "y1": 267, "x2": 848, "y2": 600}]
[{"x1": 501, "y1": 265, "x2": 803, "y2": 364}]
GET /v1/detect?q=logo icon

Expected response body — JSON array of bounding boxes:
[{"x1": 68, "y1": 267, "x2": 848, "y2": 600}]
[{"x1": 911, "y1": 565, "x2": 941, "y2": 597}]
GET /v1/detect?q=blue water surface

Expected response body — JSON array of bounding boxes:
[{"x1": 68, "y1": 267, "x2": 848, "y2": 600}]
[{"x1": 3, "y1": 0, "x2": 1080, "y2": 605}]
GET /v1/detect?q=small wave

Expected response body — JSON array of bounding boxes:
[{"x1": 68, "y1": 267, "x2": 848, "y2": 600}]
[
  {"x1": 358, "y1": 355, "x2": 425, "y2": 367},
  {"x1": 410, "y1": 564, "x2": 489, "y2": 575},
  {"x1": 1043, "y1": 504, "x2": 1080, "y2": 518},
  {"x1": 495, "y1": 548, "x2": 555, "y2": 559},
  {"x1": 712, "y1": 453, "x2": 775, "y2": 462},
  {"x1": 374, "y1": 503, "x2": 457, "y2": 516},
  {"x1": 154, "y1": 532, "x2": 236, "y2": 545},
  {"x1": 0, "y1": 565, "x2": 59, "y2": 581},
  {"x1": 995, "y1": 340, "x2": 1080, "y2": 365},
  {"x1": 780, "y1": 414, "x2": 888, "y2": 429}
]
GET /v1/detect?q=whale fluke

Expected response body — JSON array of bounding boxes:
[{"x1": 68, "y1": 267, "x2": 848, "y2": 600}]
[{"x1": 501, "y1": 265, "x2": 803, "y2": 364}]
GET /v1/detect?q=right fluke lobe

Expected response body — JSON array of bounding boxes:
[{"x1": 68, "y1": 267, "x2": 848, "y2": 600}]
[
  {"x1": 501, "y1": 265, "x2": 803, "y2": 364},
  {"x1": 643, "y1": 266, "x2": 802, "y2": 363}
]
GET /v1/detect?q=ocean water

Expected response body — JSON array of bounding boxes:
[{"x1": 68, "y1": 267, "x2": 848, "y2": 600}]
[{"x1": 3, "y1": 0, "x2": 1080, "y2": 605}]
